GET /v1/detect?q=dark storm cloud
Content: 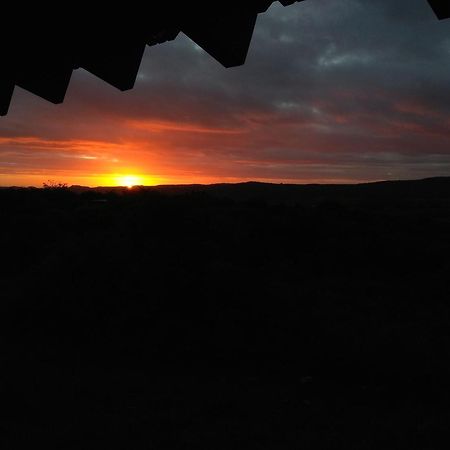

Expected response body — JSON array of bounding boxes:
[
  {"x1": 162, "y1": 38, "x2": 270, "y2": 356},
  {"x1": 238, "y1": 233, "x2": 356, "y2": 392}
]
[{"x1": 1, "y1": 0, "x2": 449, "y2": 183}]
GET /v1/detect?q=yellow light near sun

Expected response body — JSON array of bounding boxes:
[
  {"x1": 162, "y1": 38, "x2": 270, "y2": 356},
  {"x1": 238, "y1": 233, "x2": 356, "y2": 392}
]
[
  {"x1": 118, "y1": 175, "x2": 142, "y2": 188},
  {"x1": 101, "y1": 174, "x2": 162, "y2": 187}
]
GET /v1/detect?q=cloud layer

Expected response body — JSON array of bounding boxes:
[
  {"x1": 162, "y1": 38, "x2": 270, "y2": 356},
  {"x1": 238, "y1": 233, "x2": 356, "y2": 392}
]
[{"x1": 1, "y1": 0, "x2": 449, "y2": 186}]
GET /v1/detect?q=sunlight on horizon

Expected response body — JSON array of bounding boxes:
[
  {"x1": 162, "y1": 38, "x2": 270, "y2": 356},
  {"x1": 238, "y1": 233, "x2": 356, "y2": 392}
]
[
  {"x1": 117, "y1": 175, "x2": 143, "y2": 188},
  {"x1": 0, "y1": 171, "x2": 383, "y2": 188}
]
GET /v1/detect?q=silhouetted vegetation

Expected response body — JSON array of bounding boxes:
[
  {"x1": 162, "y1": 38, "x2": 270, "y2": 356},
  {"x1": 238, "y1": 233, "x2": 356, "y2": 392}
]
[
  {"x1": 42, "y1": 180, "x2": 68, "y2": 189},
  {"x1": 1, "y1": 178, "x2": 450, "y2": 448}
]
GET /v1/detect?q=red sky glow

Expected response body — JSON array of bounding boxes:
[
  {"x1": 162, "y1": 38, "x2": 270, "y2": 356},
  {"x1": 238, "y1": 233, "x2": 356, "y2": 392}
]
[{"x1": 1, "y1": 0, "x2": 449, "y2": 187}]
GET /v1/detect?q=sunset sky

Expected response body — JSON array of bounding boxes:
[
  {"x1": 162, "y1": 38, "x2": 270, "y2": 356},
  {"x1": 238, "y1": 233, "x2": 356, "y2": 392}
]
[{"x1": 1, "y1": 0, "x2": 449, "y2": 187}]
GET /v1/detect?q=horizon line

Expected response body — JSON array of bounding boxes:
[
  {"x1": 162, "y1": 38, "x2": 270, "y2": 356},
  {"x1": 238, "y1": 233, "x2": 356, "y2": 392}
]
[{"x1": 1, "y1": 175, "x2": 449, "y2": 190}]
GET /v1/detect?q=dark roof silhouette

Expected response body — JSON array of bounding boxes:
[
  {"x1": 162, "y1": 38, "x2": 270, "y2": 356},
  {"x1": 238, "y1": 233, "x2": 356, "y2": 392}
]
[{"x1": 0, "y1": 0, "x2": 448, "y2": 116}]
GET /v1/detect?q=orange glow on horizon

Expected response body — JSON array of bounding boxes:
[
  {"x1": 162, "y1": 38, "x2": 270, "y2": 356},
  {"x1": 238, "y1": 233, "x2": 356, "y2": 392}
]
[
  {"x1": 117, "y1": 175, "x2": 143, "y2": 188},
  {"x1": 0, "y1": 120, "x2": 386, "y2": 188},
  {"x1": 0, "y1": 171, "x2": 370, "y2": 188}
]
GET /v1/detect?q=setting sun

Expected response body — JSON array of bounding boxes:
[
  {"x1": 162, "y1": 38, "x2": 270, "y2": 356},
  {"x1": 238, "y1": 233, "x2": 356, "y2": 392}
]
[{"x1": 118, "y1": 175, "x2": 142, "y2": 188}]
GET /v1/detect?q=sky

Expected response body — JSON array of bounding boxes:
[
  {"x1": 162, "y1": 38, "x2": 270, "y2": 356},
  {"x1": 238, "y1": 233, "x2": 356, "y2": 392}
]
[{"x1": 0, "y1": 0, "x2": 449, "y2": 187}]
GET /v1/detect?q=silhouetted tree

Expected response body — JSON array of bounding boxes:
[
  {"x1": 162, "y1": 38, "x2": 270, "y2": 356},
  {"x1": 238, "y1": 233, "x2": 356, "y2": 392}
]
[{"x1": 43, "y1": 180, "x2": 68, "y2": 189}]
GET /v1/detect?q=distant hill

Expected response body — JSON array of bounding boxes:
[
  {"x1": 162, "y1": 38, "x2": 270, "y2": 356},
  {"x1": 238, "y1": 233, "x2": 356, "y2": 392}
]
[{"x1": 67, "y1": 176, "x2": 450, "y2": 205}]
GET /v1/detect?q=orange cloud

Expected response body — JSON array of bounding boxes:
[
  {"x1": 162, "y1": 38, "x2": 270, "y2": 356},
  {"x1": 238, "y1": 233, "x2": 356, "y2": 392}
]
[{"x1": 127, "y1": 119, "x2": 246, "y2": 135}]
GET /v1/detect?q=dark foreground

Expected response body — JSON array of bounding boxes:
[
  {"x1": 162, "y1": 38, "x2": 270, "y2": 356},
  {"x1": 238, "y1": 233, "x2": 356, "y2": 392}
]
[{"x1": 1, "y1": 178, "x2": 450, "y2": 449}]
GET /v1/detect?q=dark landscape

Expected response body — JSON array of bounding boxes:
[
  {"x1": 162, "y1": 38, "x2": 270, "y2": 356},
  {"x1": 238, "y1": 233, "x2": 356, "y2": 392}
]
[{"x1": 1, "y1": 177, "x2": 450, "y2": 448}]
